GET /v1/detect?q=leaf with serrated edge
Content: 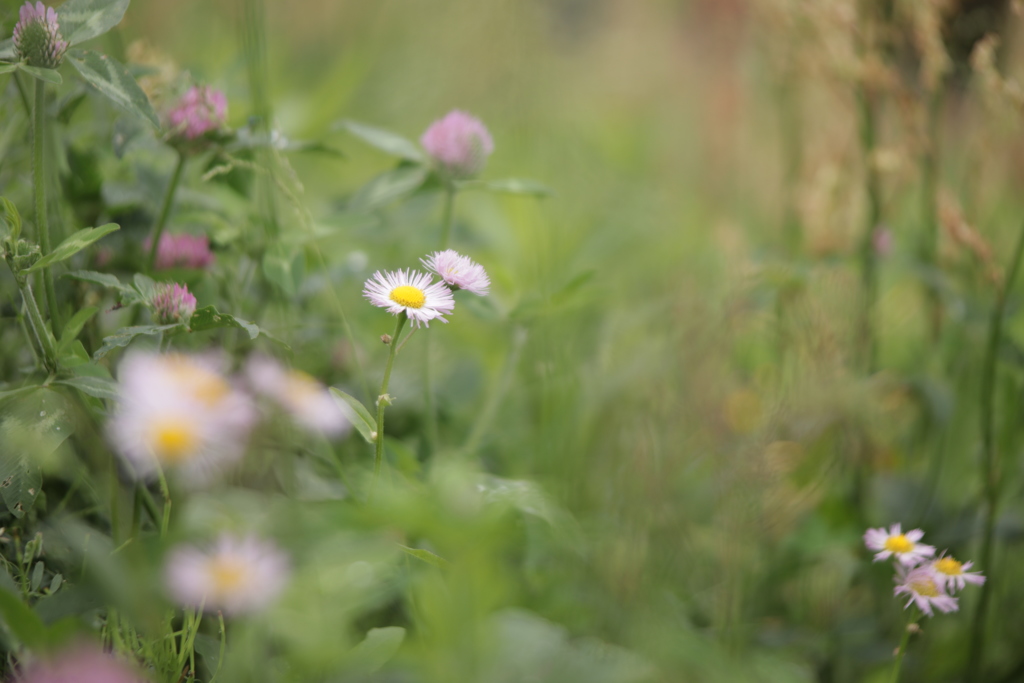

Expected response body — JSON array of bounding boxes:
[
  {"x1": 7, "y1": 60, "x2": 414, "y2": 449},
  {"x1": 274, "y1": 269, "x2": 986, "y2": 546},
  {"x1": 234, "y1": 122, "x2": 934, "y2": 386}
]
[
  {"x1": 67, "y1": 49, "x2": 158, "y2": 127},
  {"x1": 339, "y1": 120, "x2": 425, "y2": 162},
  {"x1": 26, "y1": 224, "x2": 119, "y2": 273},
  {"x1": 57, "y1": 0, "x2": 129, "y2": 46},
  {"x1": 329, "y1": 388, "x2": 375, "y2": 443}
]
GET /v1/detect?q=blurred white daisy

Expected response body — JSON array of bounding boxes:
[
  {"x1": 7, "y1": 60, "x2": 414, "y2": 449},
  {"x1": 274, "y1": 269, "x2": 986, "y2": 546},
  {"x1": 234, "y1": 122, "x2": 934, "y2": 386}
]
[
  {"x1": 894, "y1": 565, "x2": 958, "y2": 617},
  {"x1": 864, "y1": 524, "x2": 936, "y2": 566},
  {"x1": 930, "y1": 554, "x2": 985, "y2": 592},
  {"x1": 165, "y1": 534, "x2": 290, "y2": 615},
  {"x1": 108, "y1": 352, "x2": 256, "y2": 485},
  {"x1": 246, "y1": 355, "x2": 350, "y2": 437},
  {"x1": 363, "y1": 268, "x2": 455, "y2": 327},
  {"x1": 420, "y1": 249, "x2": 490, "y2": 296}
]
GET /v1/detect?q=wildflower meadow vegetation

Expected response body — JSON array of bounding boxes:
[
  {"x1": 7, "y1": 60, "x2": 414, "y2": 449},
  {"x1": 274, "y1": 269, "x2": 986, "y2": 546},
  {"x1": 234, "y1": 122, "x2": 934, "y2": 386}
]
[{"x1": 2, "y1": 0, "x2": 1024, "y2": 681}]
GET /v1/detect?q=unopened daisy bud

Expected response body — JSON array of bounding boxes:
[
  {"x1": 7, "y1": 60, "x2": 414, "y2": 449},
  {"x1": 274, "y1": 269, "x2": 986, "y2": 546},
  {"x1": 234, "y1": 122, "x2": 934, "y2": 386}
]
[
  {"x1": 420, "y1": 110, "x2": 494, "y2": 179},
  {"x1": 381, "y1": 334, "x2": 392, "y2": 345},
  {"x1": 13, "y1": 1, "x2": 67, "y2": 69},
  {"x1": 166, "y1": 85, "x2": 228, "y2": 141},
  {"x1": 165, "y1": 534, "x2": 290, "y2": 615},
  {"x1": 152, "y1": 283, "x2": 196, "y2": 325},
  {"x1": 421, "y1": 249, "x2": 490, "y2": 296},
  {"x1": 363, "y1": 268, "x2": 455, "y2": 328}
]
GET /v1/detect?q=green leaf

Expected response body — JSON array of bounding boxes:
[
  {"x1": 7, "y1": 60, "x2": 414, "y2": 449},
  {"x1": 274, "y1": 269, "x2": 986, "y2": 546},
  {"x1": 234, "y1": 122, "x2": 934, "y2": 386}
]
[
  {"x1": 19, "y1": 64, "x2": 62, "y2": 85},
  {"x1": 261, "y1": 245, "x2": 303, "y2": 299},
  {"x1": 1, "y1": 197, "x2": 23, "y2": 239},
  {"x1": 57, "y1": 306, "x2": 98, "y2": 355},
  {"x1": 94, "y1": 324, "x2": 180, "y2": 359},
  {"x1": 0, "y1": 451, "x2": 41, "y2": 519},
  {"x1": 338, "y1": 120, "x2": 425, "y2": 162},
  {"x1": 397, "y1": 545, "x2": 451, "y2": 570},
  {"x1": 329, "y1": 388, "x2": 376, "y2": 443},
  {"x1": 25, "y1": 223, "x2": 119, "y2": 273},
  {"x1": 31, "y1": 562, "x2": 44, "y2": 593},
  {"x1": 55, "y1": 376, "x2": 118, "y2": 401},
  {"x1": 0, "y1": 40, "x2": 14, "y2": 61},
  {"x1": 66, "y1": 48, "x2": 158, "y2": 127},
  {"x1": 63, "y1": 269, "x2": 126, "y2": 290},
  {"x1": 188, "y1": 306, "x2": 259, "y2": 340},
  {"x1": 57, "y1": 0, "x2": 130, "y2": 46},
  {"x1": 0, "y1": 386, "x2": 37, "y2": 406},
  {"x1": 347, "y1": 627, "x2": 406, "y2": 674},
  {"x1": 350, "y1": 165, "x2": 429, "y2": 212},
  {"x1": 0, "y1": 62, "x2": 19, "y2": 76},
  {"x1": 0, "y1": 586, "x2": 46, "y2": 648},
  {"x1": 460, "y1": 178, "x2": 553, "y2": 197},
  {"x1": 48, "y1": 574, "x2": 63, "y2": 595}
]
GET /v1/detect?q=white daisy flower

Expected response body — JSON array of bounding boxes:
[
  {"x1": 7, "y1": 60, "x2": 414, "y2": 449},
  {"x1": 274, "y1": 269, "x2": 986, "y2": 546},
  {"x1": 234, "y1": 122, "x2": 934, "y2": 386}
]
[
  {"x1": 894, "y1": 565, "x2": 958, "y2": 617},
  {"x1": 929, "y1": 554, "x2": 986, "y2": 592},
  {"x1": 362, "y1": 268, "x2": 455, "y2": 328},
  {"x1": 108, "y1": 352, "x2": 256, "y2": 485},
  {"x1": 420, "y1": 249, "x2": 490, "y2": 296},
  {"x1": 245, "y1": 355, "x2": 350, "y2": 438},
  {"x1": 165, "y1": 534, "x2": 290, "y2": 615},
  {"x1": 864, "y1": 524, "x2": 936, "y2": 566}
]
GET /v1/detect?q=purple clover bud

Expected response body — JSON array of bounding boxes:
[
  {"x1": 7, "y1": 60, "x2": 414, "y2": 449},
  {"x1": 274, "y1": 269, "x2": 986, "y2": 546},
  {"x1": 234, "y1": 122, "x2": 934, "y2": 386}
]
[
  {"x1": 420, "y1": 110, "x2": 494, "y2": 179},
  {"x1": 152, "y1": 283, "x2": 197, "y2": 325},
  {"x1": 166, "y1": 85, "x2": 228, "y2": 141},
  {"x1": 144, "y1": 233, "x2": 215, "y2": 270},
  {"x1": 13, "y1": 1, "x2": 68, "y2": 69}
]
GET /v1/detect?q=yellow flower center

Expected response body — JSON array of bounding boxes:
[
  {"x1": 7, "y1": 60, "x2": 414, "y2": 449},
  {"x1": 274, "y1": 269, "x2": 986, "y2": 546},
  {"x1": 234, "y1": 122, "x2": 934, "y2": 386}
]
[
  {"x1": 909, "y1": 578, "x2": 940, "y2": 598},
  {"x1": 935, "y1": 557, "x2": 963, "y2": 576},
  {"x1": 209, "y1": 557, "x2": 246, "y2": 595},
  {"x1": 884, "y1": 534, "x2": 913, "y2": 554},
  {"x1": 150, "y1": 420, "x2": 198, "y2": 463},
  {"x1": 167, "y1": 356, "x2": 230, "y2": 406},
  {"x1": 389, "y1": 285, "x2": 426, "y2": 309}
]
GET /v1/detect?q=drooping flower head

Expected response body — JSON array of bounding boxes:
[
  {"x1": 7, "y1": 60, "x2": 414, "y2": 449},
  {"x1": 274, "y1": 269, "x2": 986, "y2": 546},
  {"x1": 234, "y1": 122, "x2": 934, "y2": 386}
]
[
  {"x1": 13, "y1": 1, "x2": 67, "y2": 69},
  {"x1": 864, "y1": 524, "x2": 936, "y2": 566},
  {"x1": 18, "y1": 643, "x2": 147, "y2": 683},
  {"x1": 930, "y1": 554, "x2": 986, "y2": 592},
  {"x1": 363, "y1": 269, "x2": 455, "y2": 328},
  {"x1": 165, "y1": 534, "x2": 290, "y2": 615},
  {"x1": 420, "y1": 110, "x2": 494, "y2": 179},
  {"x1": 146, "y1": 233, "x2": 215, "y2": 271},
  {"x1": 421, "y1": 250, "x2": 490, "y2": 296},
  {"x1": 152, "y1": 283, "x2": 197, "y2": 325},
  {"x1": 166, "y1": 85, "x2": 228, "y2": 141},
  {"x1": 108, "y1": 352, "x2": 256, "y2": 485},
  {"x1": 894, "y1": 565, "x2": 958, "y2": 617},
  {"x1": 245, "y1": 355, "x2": 350, "y2": 437}
]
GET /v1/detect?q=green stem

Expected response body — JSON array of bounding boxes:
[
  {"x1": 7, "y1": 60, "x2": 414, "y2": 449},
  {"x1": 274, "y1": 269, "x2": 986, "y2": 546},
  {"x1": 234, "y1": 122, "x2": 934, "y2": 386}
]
[
  {"x1": 147, "y1": 152, "x2": 187, "y2": 273},
  {"x1": 966, "y1": 217, "x2": 1024, "y2": 683},
  {"x1": 889, "y1": 613, "x2": 917, "y2": 683},
  {"x1": 33, "y1": 78, "x2": 60, "y2": 333},
  {"x1": 373, "y1": 315, "x2": 407, "y2": 492},
  {"x1": 423, "y1": 334, "x2": 438, "y2": 457},
  {"x1": 439, "y1": 185, "x2": 456, "y2": 249},
  {"x1": 20, "y1": 281, "x2": 57, "y2": 370}
]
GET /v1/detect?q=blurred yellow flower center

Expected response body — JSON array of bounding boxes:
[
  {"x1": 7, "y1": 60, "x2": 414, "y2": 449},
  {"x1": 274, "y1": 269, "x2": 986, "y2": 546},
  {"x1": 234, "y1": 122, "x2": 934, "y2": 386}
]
[
  {"x1": 209, "y1": 557, "x2": 246, "y2": 594},
  {"x1": 935, "y1": 557, "x2": 963, "y2": 575},
  {"x1": 390, "y1": 285, "x2": 426, "y2": 309},
  {"x1": 168, "y1": 356, "x2": 230, "y2": 406},
  {"x1": 910, "y1": 578, "x2": 940, "y2": 598},
  {"x1": 150, "y1": 421, "x2": 197, "y2": 462},
  {"x1": 884, "y1": 535, "x2": 913, "y2": 554},
  {"x1": 286, "y1": 369, "x2": 320, "y2": 403}
]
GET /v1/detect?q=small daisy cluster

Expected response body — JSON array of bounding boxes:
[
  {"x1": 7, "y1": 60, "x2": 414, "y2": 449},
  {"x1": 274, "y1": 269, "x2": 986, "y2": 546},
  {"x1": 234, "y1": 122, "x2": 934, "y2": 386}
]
[
  {"x1": 13, "y1": 1, "x2": 67, "y2": 69},
  {"x1": 146, "y1": 233, "x2": 215, "y2": 270},
  {"x1": 363, "y1": 250, "x2": 490, "y2": 327},
  {"x1": 864, "y1": 524, "x2": 985, "y2": 617},
  {"x1": 108, "y1": 352, "x2": 349, "y2": 485},
  {"x1": 166, "y1": 85, "x2": 228, "y2": 141}
]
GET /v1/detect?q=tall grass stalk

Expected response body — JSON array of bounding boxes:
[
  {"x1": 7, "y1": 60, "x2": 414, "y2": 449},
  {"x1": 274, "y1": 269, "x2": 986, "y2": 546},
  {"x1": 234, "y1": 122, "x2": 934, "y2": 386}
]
[
  {"x1": 33, "y1": 78, "x2": 60, "y2": 333},
  {"x1": 966, "y1": 218, "x2": 1024, "y2": 682}
]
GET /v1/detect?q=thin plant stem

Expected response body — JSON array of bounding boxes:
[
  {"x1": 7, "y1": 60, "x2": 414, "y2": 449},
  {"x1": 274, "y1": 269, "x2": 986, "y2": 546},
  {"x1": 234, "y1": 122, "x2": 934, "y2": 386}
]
[
  {"x1": 890, "y1": 611, "x2": 918, "y2": 683},
  {"x1": 33, "y1": 78, "x2": 60, "y2": 333},
  {"x1": 373, "y1": 314, "x2": 407, "y2": 492},
  {"x1": 147, "y1": 152, "x2": 187, "y2": 273},
  {"x1": 966, "y1": 217, "x2": 1024, "y2": 683},
  {"x1": 209, "y1": 612, "x2": 226, "y2": 683},
  {"x1": 439, "y1": 185, "x2": 456, "y2": 249},
  {"x1": 156, "y1": 465, "x2": 173, "y2": 538},
  {"x1": 19, "y1": 281, "x2": 56, "y2": 370}
]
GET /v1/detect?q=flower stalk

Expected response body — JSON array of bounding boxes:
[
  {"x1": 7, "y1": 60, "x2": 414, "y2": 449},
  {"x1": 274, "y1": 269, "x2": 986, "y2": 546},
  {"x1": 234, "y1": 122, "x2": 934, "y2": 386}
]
[
  {"x1": 374, "y1": 314, "x2": 408, "y2": 490},
  {"x1": 889, "y1": 613, "x2": 918, "y2": 683},
  {"x1": 33, "y1": 77, "x2": 60, "y2": 333},
  {"x1": 146, "y1": 152, "x2": 187, "y2": 273}
]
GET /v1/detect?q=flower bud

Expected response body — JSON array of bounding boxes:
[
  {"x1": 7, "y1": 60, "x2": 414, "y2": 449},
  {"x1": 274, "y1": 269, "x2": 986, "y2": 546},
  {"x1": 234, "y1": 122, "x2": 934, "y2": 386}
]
[
  {"x1": 13, "y1": 1, "x2": 67, "y2": 69},
  {"x1": 420, "y1": 110, "x2": 494, "y2": 179},
  {"x1": 152, "y1": 283, "x2": 197, "y2": 325}
]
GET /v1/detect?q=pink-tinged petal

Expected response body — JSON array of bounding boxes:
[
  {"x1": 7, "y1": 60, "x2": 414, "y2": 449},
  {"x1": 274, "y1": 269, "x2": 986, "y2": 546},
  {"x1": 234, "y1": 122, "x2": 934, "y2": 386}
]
[{"x1": 905, "y1": 529, "x2": 925, "y2": 542}]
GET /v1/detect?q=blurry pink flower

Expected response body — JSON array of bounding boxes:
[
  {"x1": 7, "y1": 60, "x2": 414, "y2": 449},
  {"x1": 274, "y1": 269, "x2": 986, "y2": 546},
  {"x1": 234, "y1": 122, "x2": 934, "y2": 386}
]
[
  {"x1": 894, "y1": 565, "x2": 958, "y2": 617},
  {"x1": 145, "y1": 233, "x2": 215, "y2": 270},
  {"x1": 165, "y1": 534, "x2": 290, "y2": 615},
  {"x1": 873, "y1": 227, "x2": 893, "y2": 257},
  {"x1": 18, "y1": 643, "x2": 146, "y2": 683},
  {"x1": 152, "y1": 283, "x2": 197, "y2": 325},
  {"x1": 245, "y1": 355, "x2": 350, "y2": 437},
  {"x1": 166, "y1": 85, "x2": 228, "y2": 140},
  {"x1": 864, "y1": 524, "x2": 935, "y2": 566},
  {"x1": 421, "y1": 249, "x2": 490, "y2": 296},
  {"x1": 420, "y1": 110, "x2": 494, "y2": 178},
  {"x1": 13, "y1": 1, "x2": 67, "y2": 69}
]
